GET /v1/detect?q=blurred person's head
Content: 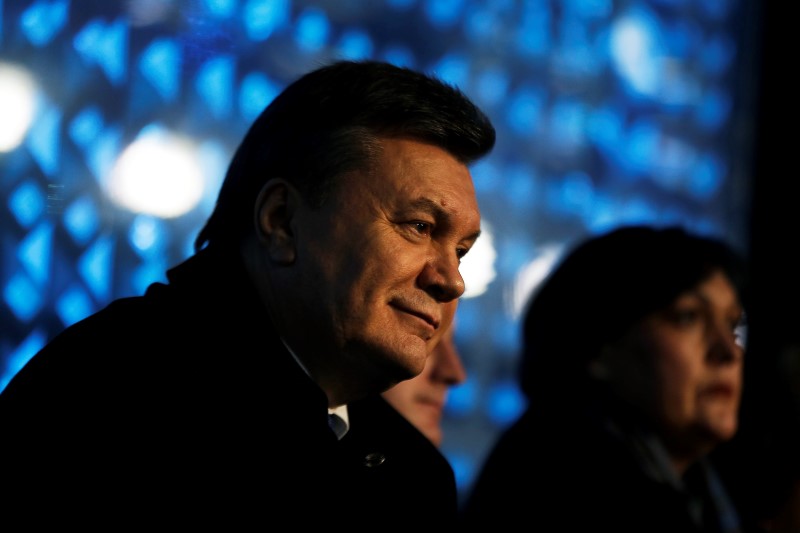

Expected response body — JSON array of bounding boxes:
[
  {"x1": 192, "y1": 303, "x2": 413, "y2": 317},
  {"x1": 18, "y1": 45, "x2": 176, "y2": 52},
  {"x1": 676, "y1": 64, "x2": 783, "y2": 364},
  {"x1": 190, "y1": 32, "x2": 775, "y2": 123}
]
[
  {"x1": 520, "y1": 225, "x2": 748, "y2": 473},
  {"x1": 382, "y1": 301, "x2": 465, "y2": 446}
]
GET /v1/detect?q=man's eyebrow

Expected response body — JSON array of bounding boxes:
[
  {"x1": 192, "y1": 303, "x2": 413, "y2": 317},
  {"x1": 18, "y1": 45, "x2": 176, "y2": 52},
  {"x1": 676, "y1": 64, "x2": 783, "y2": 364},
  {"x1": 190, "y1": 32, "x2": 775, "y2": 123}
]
[{"x1": 409, "y1": 197, "x2": 482, "y2": 242}]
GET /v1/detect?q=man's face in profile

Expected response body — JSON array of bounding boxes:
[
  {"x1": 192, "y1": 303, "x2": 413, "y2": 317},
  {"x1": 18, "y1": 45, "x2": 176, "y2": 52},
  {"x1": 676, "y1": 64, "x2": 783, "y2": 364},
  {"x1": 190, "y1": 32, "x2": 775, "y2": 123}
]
[{"x1": 294, "y1": 137, "x2": 481, "y2": 389}]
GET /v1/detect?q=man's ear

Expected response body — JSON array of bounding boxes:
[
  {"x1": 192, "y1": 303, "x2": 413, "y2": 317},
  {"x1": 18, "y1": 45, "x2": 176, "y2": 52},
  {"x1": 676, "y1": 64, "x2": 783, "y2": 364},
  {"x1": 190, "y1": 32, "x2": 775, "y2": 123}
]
[{"x1": 254, "y1": 179, "x2": 297, "y2": 264}]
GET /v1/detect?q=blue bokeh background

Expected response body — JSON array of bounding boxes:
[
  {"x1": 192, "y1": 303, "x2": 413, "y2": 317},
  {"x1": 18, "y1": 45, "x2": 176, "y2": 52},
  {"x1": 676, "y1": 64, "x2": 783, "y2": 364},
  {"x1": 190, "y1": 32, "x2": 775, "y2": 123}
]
[{"x1": 0, "y1": 0, "x2": 761, "y2": 502}]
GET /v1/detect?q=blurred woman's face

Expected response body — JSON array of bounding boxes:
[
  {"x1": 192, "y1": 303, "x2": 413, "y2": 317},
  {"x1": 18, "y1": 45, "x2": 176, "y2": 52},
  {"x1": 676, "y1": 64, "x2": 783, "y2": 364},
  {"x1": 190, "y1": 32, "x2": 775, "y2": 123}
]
[{"x1": 601, "y1": 269, "x2": 745, "y2": 472}]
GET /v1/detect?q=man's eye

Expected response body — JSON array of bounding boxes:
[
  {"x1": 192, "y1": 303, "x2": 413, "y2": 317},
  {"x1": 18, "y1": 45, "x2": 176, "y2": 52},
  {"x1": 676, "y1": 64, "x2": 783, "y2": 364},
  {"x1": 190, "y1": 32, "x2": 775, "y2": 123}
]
[
  {"x1": 456, "y1": 247, "x2": 469, "y2": 259},
  {"x1": 411, "y1": 222, "x2": 432, "y2": 235}
]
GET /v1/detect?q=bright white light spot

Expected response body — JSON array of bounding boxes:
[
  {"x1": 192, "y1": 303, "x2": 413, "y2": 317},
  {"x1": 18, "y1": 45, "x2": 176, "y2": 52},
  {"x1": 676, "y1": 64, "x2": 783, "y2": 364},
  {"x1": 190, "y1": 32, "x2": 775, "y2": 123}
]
[
  {"x1": 0, "y1": 63, "x2": 38, "y2": 152},
  {"x1": 508, "y1": 243, "x2": 565, "y2": 319},
  {"x1": 609, "y1": 11, "x2": 661, "y2": 97},
  {"x1": 460, "y1": 221, "x2": 497, "y2": 299},
  {"x1": 107, "y1": 126, "x2": 205, "y2": 218}
]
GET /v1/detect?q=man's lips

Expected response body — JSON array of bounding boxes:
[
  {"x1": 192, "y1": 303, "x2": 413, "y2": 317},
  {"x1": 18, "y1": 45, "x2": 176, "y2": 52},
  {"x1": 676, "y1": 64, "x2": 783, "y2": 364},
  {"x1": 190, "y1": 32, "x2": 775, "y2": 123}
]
[{"x1": 390, "y1": 302, "x2": 440, "y2": 329}]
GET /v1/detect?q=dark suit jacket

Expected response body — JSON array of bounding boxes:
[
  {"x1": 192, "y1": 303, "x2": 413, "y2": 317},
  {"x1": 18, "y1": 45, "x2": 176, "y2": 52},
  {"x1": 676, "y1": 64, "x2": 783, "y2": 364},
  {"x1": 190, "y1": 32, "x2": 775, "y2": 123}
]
[
  {"x1": 0, "y1": 246, "x2": 456, "y2": 527},
  {"x1": 461, "y1": 389, "x2": 744, "y2": 532}
]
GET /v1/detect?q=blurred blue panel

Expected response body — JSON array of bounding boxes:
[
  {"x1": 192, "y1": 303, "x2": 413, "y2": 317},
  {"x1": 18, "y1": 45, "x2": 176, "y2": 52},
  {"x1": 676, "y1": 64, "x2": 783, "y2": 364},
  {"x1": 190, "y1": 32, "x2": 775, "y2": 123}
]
[
  {"x1": 700, "y1": 0, "x2": 734, "y2": 19},
  {"x1": 505, "y1": 163, "x2": 538, "y2": 210},
  {"x1": 689, "y1": 153, "x2": 724, "y2": 200},
  {"x1": 386, "y1": 0, "x2": 416, "y2": 9},
  {"x1": 9, "y1": 180, "x2": 44, "y2": 229},
  {"x1": 0, "y1": 329, "x2": 46, "y2": 393},
  {"x1": 380, "y1": 44, "x2": 416, "y2": 69},
  {"x1": 203, "y1": 0, "x2": 237, "y2": 17},
  {"x1": 239, "y1": 71, "x2": 282, "y2": 123},
  {"x1": 69, "y1": 106, "x2": 104, "y2": 151},
  {"x1": 55, "y1": 283, "x2": 95, "y2": 328},
  {"x1": 587, "y1": 105, "x2": 624, "y2": 154},
  {"x1": 139, "y1": 38, "x2": 182, "y2": 102},
  {"x1": 497, "y1": 235, "x2": 537, "y2": 278},
  {"x1": 463, "y1": 6, "x2": 498, "y2": 43},
  {"x1": 565, "y1": 0, "x2": 612, "y2": 18},
  {"x1": 243, "y1": 0, "x2": 290, "y2": 41},
  {"x1": 73, "y1": 17, "x2": 129, "y2": 85},
  {"x1": 549, "y1": 98, "x2": 588, "y2": 152},
  {"x1": 442, "y1": 449, "x2": 475, "y2": 493},
  {"x1": 515, "y1": 3, "x2": 551, "y2": 57},
  {"x1": 196, "y1": 55, "x2": 235, "y2": 119},
  {"x1": 3, "y1": 272, "x2": 43, "y2": 323},
  {"x1": 337, "y1": 28, "x2": 374, "y2": 60},
  {"x1": 546, "y1": 171, "x2": 595, "y2": 216},
  {"x1": 295, "y1": 7, "x2": 330, "y2": 53},
  {"x1": 129, "y1": 215, "x2": 165, "y2": 258},
  {"x1": 446, "y1": 378, "x2": 478, "y2": 417},
  {"x1": 423, "y1": 0, "x2": 464, "y2": 29},
  {"x1": 132, "y1": 259, "x2": 168, "y2": 296},
  {"x1": 486, "y1": 380, "x2": 526, "y2": 427},
  {"x1": 663, "y1": 19, "x2": 700, "y2": 60},
  {"x1": 86, "y1": 126, "x2": 122, "y2": 183},
  {"x1": 696, "y1": 87, "x2": 731, "y2": 131},
  {"x1": 453, "y1": 298, "x2": 481, "y2": 343},
  {"x1": 20, "y1": 0, "x2": 68, "y2": 47},
  {"x1": 430, "y1": 52, "x2": 469, "y2": 88},
  {"x1": 701, "y1": 34, "x2": 735, "y2": 76},
  {"x1": 623, "y1": 119, "x2": 659, "y2": 174},
  {"x1": 490, "y1": 314, "x2": 520, "y2": 354},
  {"x1": 475, "y1": 67, "x2": 509, "y2": 107},
  {"x1": 506, "y1": 85, "x2": 545, "y2": 137},
  {"x1": 78, "y1": 235, "x2": 114, "y2": 302},
  {"x1": 26, "y1": 102, "x2": 61, "y2": 177},
  {"x1": 469, "y1": 158, "x2": 499, "y2": 195},
  {"x1": 17, "y1": 221, "x2": 53, "y2": 285},
  {"x1": 63, "y1": 195, "x2": 100, "y2": 246},
  {"x1": 609, "y1": 6, "x2": 663, "y2": 100}
]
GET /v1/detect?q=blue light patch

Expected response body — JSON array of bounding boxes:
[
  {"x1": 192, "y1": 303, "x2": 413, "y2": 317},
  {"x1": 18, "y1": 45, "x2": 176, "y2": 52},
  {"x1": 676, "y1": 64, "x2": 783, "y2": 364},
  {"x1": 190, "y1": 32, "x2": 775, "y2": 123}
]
[
  {"x1": 86, "y1": 126, "x2": 121, "y2": 183},
  {"x1": 423, "y1": 0, "x2": 464, "y2": 29},
  {"x1": 63, "y1": 195, "x2": 99, "y2": 245},
  {"x1": 487, "y1": 380, "x2": 526, "y2": 428},
  {"x1": 429, "y1": 52, "x2": 469, "y2": 88},
  {"x1": 445, "y1": 378, "x2": 478, "y2": 417},
  {"x1": 442, "y1": 449, "x2": 475, "y2": 492},
  {"x1": 0, "y1": 329, "x2": 47, "y2": 392},
  {"x1": 4, "y1": 272, "x2": 43, "y2": 323},
  {"x1": 689, "y1": 153, "x2": 724, "y2": 200},
  {"x1": 294, "y1": 8, "x2": 330, "y2": 52},
  {"x1": 381, "y1": 44, "x2": 416, "y2": 68},
  {"x1": 139, "y1": 38, "x2": 182, "y2": 102},
  {"x1": 506, "y1": 85, "x2": 545, "y2": 137},
  {"x1": 69, "y1": 106, "x2": 104, "y2": 151},
  {"x1": 336, "y1": 28, "x2": 374, "y2": 60},
  {"x1": 239, "y1": 71, "x2": 282, "y2": 122},
  {"x1": 17, "y1": 221, "x2": 53, "y2": 285},
  {"x1": 55, "y1": 283, "x2": 95, "y2": 328},
  {"x1": 78, "y1": 235, "x2": 114, "y2": 302},
  {"x1": 9, "y1": 180, "x2": 44, "y2": 228},
  {"x1": 73, "y1": 17, "x2": 129, "y2": 85},
  {"x1": 203, "y1": 0, "x2": 236, "y2": 18},
  {"x1": 244, "y1": 0, "x2": 290, "y2": 41},
  {"x1": 132, "y1": 259, "x2": 168, "y2": 296},
  {"x1": 20, "y1": 0, "x2": 68, "y2": 47},
  {"x1": 195, "y1": 55, "x2": 235, "y2": 119},
  {"x1": 128, "y1": 215, "x2": 165, "y2": 258},
  {"x1": 26, "y1": 101, "x2": 61, "y2": 177}
]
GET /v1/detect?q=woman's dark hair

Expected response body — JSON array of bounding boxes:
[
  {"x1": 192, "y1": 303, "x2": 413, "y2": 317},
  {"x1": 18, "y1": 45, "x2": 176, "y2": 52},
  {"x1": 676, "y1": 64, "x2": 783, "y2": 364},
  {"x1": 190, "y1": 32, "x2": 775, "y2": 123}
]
[
  {"x1": 519, "y1": 224, "x2": 748, "y2": 401},
  {"x1": 195, "y1": 59, "x2": 496, "y2": 251}
]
